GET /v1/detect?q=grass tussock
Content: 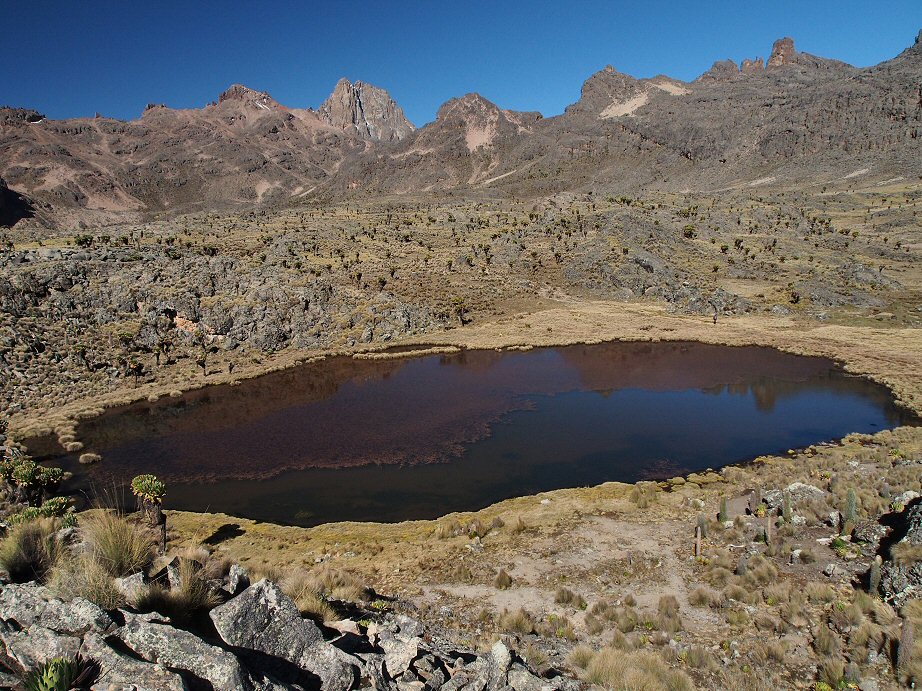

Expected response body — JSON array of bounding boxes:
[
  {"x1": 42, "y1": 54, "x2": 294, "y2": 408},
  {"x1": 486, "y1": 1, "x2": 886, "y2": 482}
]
[
  {"x1": 135, "y1": 558, "x2": 220, "y2": 624},
  {"x1": 568, "y1": 645, "x2": 595, "y2": 669},
  {"x1": 582, "y1": 649, "x2": 694, "y2": 691},
  {"x1": 657, "y1": 595, "x2": 683, "y2": 634},
  {"x1": 0, "y1": 518, "x2": 59, "y2": 583},
  {"x1": 555, "y1": 587, "x2": 587, "y2": 609},
  {"x1": 684, "y1": 645, "x2": 717, "y2": 670},
  {"x1": 49, "y1": 553, "x2": 124, "y2": 609},
  {"x1": 813, "y1": 625, "x2": 842, "y2": 658},
  {"x1": 584, "y1": 612, "x2": 604, "y2": 635},
  {"x1": 82, "y1": 511, "x2": 154, "y2": 578},
  {"x1": 689, "y1": 586, "x2": 722, "y2": 609},
  {"x1": 498, "y1": 608, "x2": 535, "y2": 635},
  {"x1": 278, "y1": 566, "x2": 366, "y2": 623},
  {"x1": 494, "y1": 568, "x2": 513, "y2": 590}
]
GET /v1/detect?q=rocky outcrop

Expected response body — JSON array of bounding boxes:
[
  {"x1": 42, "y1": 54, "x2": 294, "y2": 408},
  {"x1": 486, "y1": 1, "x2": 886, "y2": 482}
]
[
  {"x1": 210, "y1": 579, "x2": 355, "y2": 691},
  {"x1": 876, "y1": 499, "x2": 922, "y2": 607},
  {"x1": 0, "y1": 177, "x2": 34, "y2": 228},
  {"x1": 740, "y1": 57, "x2": 764, "y2": 74},
  {"x1": 0, "y1": 579, "x2": 574, "y2": 690},
  {"x1": 767, "y1": 37, "x2": 796, "y2": 68},
  {"x1": 218, "y1": 84, "x2": 280, "y2": 110},
  {"x1": 697, "y1": 59, "x2": 740, "y2": 82},
  {"x1": 318, "y1": 78, "x2": 414, "y2": 142}
]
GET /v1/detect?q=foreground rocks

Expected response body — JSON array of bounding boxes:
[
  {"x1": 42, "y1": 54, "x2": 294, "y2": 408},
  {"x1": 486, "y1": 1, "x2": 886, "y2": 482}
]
[{"x1": 0, "y1": 578, "x2": 578, "y2": 691}]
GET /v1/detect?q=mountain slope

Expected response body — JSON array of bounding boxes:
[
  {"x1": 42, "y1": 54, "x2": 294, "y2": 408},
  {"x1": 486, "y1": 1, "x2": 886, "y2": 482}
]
[
  {"x1": 2, "y1": 32, "x2": 921, "y2": 227},
  {"x1": 0, "y1": 79, "x2": 410, "y2": 226}
]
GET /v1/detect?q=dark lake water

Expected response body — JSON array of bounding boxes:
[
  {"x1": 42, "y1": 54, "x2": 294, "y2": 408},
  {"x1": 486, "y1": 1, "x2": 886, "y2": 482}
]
[{"x1": 36, "y1": 342, "x2": 915, "y2": 526}]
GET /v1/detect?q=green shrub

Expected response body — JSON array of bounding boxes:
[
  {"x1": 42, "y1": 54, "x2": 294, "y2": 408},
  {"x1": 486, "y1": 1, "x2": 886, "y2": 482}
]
[{"x1": 23, "y1": 654, "x2": 98, "y2": 691}]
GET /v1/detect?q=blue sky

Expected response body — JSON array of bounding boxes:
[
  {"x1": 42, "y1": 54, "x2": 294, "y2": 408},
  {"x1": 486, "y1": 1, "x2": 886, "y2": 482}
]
[{"x1": 3, "y1": 1, "x2": 920, "y2": 126}]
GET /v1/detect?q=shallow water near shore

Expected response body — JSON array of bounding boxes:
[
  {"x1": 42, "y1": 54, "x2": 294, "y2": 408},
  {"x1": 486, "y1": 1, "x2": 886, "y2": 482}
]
[{"x1": 35, "y1": 341, "x2": 916, "y2": 526}]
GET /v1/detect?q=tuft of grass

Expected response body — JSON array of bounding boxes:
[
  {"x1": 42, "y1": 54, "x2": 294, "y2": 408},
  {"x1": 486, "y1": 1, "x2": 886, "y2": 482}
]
[
  {"x1": 498, "y1": 607, "x2": 534, "y2": 635},
  {"x1": 689, "y1": 586, "x2": 722, "y2": 609},
  {"x1": 135, "y1": 558, "x2": 220, "y2": 624},
  {"x1": 817, "y1": 658, "x2": 846, "y2": 688},
  {"x1": 585, "y1": 612, "x2": 604, "y2": 635},
  {"x1": 760, "y1": 640, "x2": 787, "y2": 663},
  {"x1": 494, "y1": 568, "x2": 513, "y2": 590},
  {"x1": 568, "y1": 645, "x2": 595, "y2": 670},
  {"x1": 508, "y1": 516, "x2": 527, "y2": 534},
  {"x1": 612, "y1": 606, "x2": 637, "y2": 633},
  {"x1": 555, "y1": 587, "x2": 587, "y2": 608},
  {"x1": 813, "y1": 625, "x2": 842, "y2": 658},
  {"x1": 82, "y1": 511, "x2": 153, "y2": 578},
  {"x1": 806, "y1": 582, "x2": 837, "y2": 604},
  {"x1": 583, "y1": 649, "x2": 694, "y2": 691},
  {"x1": 0, "y1": 518, "x2": 59, "y2": 583},
  {"x1": 49, "y1": 554, "x2": 123, "y2": 609},
  {"x1": 279, "y1": 572, "x2": 336, "y2": 623},
  {"x1": 657, "y1": 595, "x2": 683, "y2": 634},
  {"x1": 277, "y1": 566, "x2": 366, "y2": 622},
  {"x1": 685, "y1": 645, "x2": 717, "y2": 670}
]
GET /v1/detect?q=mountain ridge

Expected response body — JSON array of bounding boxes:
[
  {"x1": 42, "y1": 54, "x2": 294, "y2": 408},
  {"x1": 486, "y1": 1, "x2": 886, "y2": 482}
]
[{"x1": 2, "y1": 33, "x2": 921, "y2": 227}]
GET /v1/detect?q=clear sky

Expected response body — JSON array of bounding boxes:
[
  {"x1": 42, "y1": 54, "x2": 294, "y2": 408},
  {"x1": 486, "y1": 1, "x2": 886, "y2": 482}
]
[{"x1": 3, "y1": 1, "x2": 920, "y2": 126}]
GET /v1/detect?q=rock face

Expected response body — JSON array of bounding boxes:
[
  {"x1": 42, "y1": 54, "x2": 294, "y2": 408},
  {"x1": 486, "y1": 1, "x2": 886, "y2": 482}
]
[
  {"x1": 0, "y1": 579, "x2": 573, "y2": 690},
  {"x1": 0, "y1": 177, "x2": 34, "y2": 228},
  {"x1": 697, "y1": 59, "x2": 740, "y2": 82},
  {"x1": 319, "y1": 78, "x2": 414, "y2": 142},
  {"x1": 740, "y1": 57, "x2": 764, "y2": 74},
  {"x1": 767, "y1": 37, "x2": 797, "y2": 68},
  {"x1": 209, "y1": 579, "x2": 355, "y2": 691},
  {"x1": 877, "y1": 500, "x2": 922, "y2": 607}
]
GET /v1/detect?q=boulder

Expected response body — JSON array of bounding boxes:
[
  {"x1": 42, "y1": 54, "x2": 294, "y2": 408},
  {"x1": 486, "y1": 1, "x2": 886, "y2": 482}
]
[
  {"x1": 853, "y1": 521, "x2": 890, "y2": 553},
  {"x1": 880, "y1": 562, "x2": 922, "y2": 608},
  {"x1": 209, "y1": 579, "x2": 356, "y2": 691},
  {"x1": 763, "y1": 483, "x2": 825, "y2": 511},
  {"x1": 0, "y1": 584, "x2": 114, "y2": 635},
  {"x1": 0, "y1": 624, "x2": 80, "y2": 670},
  {"x1": 380, "y1": 635, "x2": 420, "y2": 677},
  {"x1": 116, "y1": 614, "x2": 248, "y2": 691},
  {"x1": 114, "y1": 572, "x2": 147, "y2": 604},
  {"x1": 82, "y1": 631, "x2": 187, "y2": 691},
  {"x1": 223, "y1": 563, "x2": 250, "y2": 596}
]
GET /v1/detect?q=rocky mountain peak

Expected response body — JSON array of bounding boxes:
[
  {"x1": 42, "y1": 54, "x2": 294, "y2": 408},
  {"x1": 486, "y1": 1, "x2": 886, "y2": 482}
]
[
  {"x1": 318, "y1": 78, "x2": 414, "y2": 143},
  {"x1": 217, "y1": 84, "x2": 278, "y2": 111},
  {"x1": 740, "y1": 57, "x2": 765, "y2": 75},
  {"x1": 767, "y1": 37, "x2": 796, "y2": 68},
  {"x1": 436, "y1": 92, "x2": 497, "y2": 118},
  {"x1": 567, "y1": 66, "x2": 645, "y2": 115}
]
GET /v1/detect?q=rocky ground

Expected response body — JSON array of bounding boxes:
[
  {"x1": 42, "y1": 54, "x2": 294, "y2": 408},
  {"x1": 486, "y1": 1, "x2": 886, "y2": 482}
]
[
  {"x1": 3, "y1": 176, "x2": 920, "y2": 436},
  {"x1": 0, "y1": 575, "x2": 564, "y2": 691}
]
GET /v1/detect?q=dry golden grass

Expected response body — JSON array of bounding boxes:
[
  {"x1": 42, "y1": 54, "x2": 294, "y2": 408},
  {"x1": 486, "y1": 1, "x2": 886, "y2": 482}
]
[
  {"x1": 0, "y1": 519, "x2": 59, "y2": 583},
  {"x1": 82, "y1": 511, "x2": 154, "y2": 578},
  {"x1": 582, "y1": 649, "x2": 694, "y2": 690}
]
